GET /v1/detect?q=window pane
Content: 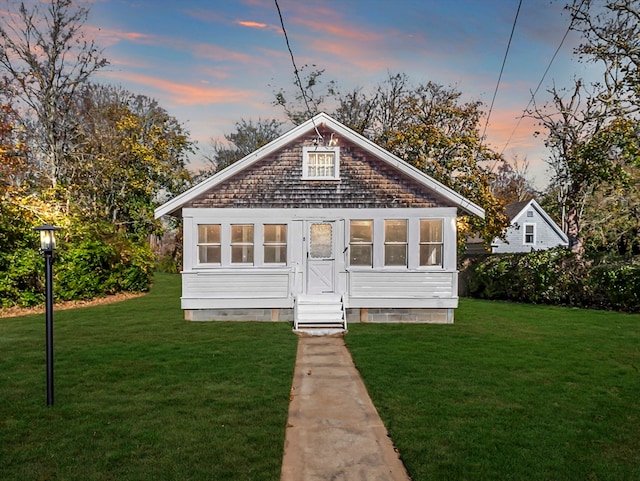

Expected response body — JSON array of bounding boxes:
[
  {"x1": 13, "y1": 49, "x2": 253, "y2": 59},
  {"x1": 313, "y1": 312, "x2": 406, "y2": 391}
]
[
  {"x1": 307, "y1": 152, "x2": 335, "y2": 177},
  {"x1": 385, "y1": 219, "x2": 407, "y2": 243},
  {"x1": 264, "y1": 246, "x2": 287, "y2": 264},
  {"x1": 231, "y1": 246, "x2": 254, "y2": 264},
  {"x1": 198, "y1": 224, "x2": 220, "y2": 243},
  {"x1": 199, "y1": 245, "x2": 221, "y2": 264},
  {"x1": 420, "y1": 220, "x2": 442, "y2": 243},
  {"x1": 350, "y1": 245, "x2": 372, "y2": 266},
  {"x1": 264, "y1": 224, "x2": 286, "y2": 243},
  {"x1": 350, "y1": 220, "x2": 372, "y2": 242},
  {"x1": 231, "y1": 225, "x2": 253, "y2": 243},
  {"x1": 385, "y1": 245, "x2": 407, "y2": 266},
  {"x1": 420, "y1": 245, "x2": 442, "y2": 266}
]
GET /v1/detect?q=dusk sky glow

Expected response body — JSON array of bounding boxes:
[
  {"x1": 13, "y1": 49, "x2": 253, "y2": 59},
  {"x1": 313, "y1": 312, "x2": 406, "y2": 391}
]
[{"x1": 83, "y1": 1, "x2": 596, "y2": 186}]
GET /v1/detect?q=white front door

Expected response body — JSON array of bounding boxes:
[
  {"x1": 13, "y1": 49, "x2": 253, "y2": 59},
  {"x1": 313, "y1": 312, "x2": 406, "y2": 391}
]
[{"x1": 306, "y1": 221, "x2": 336, "y2": 294}]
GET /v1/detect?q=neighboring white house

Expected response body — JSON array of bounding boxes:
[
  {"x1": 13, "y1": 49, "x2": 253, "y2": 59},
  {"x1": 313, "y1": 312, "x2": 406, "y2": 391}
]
[
  {"x1": 155, "y1": 113, "x2": 484, "y2": 331},
  {"x1": 491, "y1": 199, "x2": 568, "y2": 254}
]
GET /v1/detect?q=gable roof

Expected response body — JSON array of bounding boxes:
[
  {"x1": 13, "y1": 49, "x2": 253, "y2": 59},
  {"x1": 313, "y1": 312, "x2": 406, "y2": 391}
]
[
  {"x1": 155, "y1": 112, "x2": 485, "y2": 219},
  {"x1": 506, "y1": 198, "x2": 568, "y2": 244}
]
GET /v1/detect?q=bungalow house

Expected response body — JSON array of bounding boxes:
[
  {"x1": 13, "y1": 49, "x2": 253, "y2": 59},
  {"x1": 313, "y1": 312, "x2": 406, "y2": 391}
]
[
  {"x1": 155, "y1": 113, "x2": 484, "y2": 331},
  {"x1": 491, "y1": 198, "x2": 568, "y2": 253}
]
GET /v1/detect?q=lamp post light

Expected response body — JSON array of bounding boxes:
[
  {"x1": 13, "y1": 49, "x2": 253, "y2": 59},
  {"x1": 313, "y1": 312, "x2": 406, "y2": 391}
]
[{"x1": 33, "y1": 224, "x2": 61, "y2": 406}]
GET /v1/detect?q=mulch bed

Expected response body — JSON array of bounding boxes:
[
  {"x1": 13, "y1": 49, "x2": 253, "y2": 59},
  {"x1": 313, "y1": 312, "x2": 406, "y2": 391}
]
[{"x1": 0, "y1": 292, "x2": 146, "y2": 319}]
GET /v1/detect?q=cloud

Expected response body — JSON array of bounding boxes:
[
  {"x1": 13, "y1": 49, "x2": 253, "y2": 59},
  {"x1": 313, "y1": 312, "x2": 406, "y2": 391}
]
[
  {"x1": 99, "y1": 71, "x2": 257, "y2": 106},
  {"x1": 237, "y1": 20, "x2": 268, "y2": 29}
]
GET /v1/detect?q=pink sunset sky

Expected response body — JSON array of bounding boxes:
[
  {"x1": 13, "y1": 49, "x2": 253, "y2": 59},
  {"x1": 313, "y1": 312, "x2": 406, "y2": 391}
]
[{"x1": 43, "y1": 1, "x2": 605, "y2": 187}]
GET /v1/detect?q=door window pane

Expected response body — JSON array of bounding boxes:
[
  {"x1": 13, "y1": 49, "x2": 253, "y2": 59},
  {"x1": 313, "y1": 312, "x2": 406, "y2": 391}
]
[{"x1": 310, "y1": 223, "x2": 332, "y2": 258}]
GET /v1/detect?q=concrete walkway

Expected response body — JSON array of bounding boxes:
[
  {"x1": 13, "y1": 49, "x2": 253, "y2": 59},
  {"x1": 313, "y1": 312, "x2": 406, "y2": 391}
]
[{"x1": 280, "y1": 335, "x2": 411, "y2": 481}]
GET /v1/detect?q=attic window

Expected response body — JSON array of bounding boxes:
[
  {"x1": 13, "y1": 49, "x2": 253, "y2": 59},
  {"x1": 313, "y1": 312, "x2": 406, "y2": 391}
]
[
  {"x1": 302, "y1": 146, "x2": 340, "y2": 180},
  {"x1": 527, "y1": 210, "x2": 534, "y2": 217}
]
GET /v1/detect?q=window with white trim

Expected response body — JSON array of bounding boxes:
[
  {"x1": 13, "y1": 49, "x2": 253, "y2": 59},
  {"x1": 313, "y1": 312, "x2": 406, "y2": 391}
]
[
  {"x1": 302, "y1": 146, "x2": 340, "y2": 179},
  {"x1": 419, "y1": 219, "x2": 443, "y2": 266},
  {"x1": 384, "y1": 219, "x2": 407, "y2": 267},
  {"x1": 264, "y1": 224, "x2": 287, "y2": 264},
  {"x1": 231, "y1": 224, "x2": 254, "y2": 264},
  {"x1": 524, "y1": 224, "x2": 535, "y2": 245},
  {"x1": 349, "y1": 220, "x2": 373, "y2": 267},
  {"x1": 198, "y1": 224, "x2": 221, "y2": 264}
]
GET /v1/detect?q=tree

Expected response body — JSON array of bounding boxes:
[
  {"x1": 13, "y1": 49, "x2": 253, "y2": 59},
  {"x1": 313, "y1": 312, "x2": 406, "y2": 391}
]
[
  {"x1": 0, "y1": 0, "x2": 108, "y2": 189},
  {"x1": 531, "y1": 0, "x2": 640, "y2": 256},
  {"x1": 569, "y1": 0, "x2": 639, "y2": 115},
  {"x1": 275, "y1": 72, "x2": 509, "y2": 245},
  {"x1": 197, "y1": 118, "x2": 283, "y2": 179},
  {"x1": 490, "y1": 156, "x2": 537, "y2": 205},
  {"x1": 0, "y1": 76, "x2": 28, "y2": 192},
  {"x1": 69, "y1": 84, "x2": 193, "y2": 240}
]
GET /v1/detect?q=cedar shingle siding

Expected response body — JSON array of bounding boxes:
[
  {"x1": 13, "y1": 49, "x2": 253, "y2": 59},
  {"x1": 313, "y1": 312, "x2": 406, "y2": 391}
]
[{"x1": 187, "y1": 128, "x2": 452, "y2": 209}]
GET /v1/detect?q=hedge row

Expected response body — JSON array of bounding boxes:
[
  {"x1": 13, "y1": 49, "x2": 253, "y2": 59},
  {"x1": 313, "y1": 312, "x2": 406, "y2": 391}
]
[
  {"x1": 0, "y1": 231, "x2": 154, "y2": 308},
  {"x1": 465, "y1": 248, "x2": 640, "y2": 312}
]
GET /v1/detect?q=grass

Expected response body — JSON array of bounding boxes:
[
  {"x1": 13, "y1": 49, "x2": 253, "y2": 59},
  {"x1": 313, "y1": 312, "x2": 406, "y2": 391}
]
[
  {"x1": 3, "y1": 274, "x2": 639, "y2": 480},
  {"x1": 0, "y1": 273, "x2": 298, "y2": 481},
  {"x1": 345, "y1": 301, "x2": 640, "y2": 481}
]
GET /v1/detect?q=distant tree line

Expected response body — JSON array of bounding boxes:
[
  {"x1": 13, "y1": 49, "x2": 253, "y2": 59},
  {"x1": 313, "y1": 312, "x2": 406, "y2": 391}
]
[{"x1": 2, "y1": 0, "x2": 637, "y2": 310}]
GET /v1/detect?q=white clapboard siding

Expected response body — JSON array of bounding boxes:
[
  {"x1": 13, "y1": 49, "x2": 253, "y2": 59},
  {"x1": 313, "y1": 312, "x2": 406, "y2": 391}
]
[
  {"x1": 183, "y1": 270, "x2": 291, "y2": 299},
  {"x1": 349, "y1": 271, "x2": 455, "y2": 298}
]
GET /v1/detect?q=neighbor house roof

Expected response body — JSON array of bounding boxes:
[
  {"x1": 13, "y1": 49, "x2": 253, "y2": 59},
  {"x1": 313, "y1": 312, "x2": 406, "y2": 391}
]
[
  {"x1": 155, "y1": 112, "x2": 485, "y2": 219},
  {"x1": 505, "y1": 198, "x2": 568, "y2": 244}
]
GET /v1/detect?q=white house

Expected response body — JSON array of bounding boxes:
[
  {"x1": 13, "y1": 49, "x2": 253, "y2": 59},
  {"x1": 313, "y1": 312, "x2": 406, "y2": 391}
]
[
  {"x1": 155, "y1": 113, "x2": 484, "y2": 331},
  {"x1": 491, "y1": 199, "x2": 568, "y2": 254}
]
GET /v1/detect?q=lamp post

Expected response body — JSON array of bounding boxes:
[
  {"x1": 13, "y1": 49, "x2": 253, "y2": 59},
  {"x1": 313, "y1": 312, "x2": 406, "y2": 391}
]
[{"x1": 33, "y1": 224, "x2": 61, "y2": 406}]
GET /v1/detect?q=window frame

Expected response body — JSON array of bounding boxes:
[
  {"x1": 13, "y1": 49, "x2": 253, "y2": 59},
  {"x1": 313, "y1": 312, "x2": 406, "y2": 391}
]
[
  {"x1": 349, "y1": 219, "x2": 374, "y2": 267},
  {"x1": 419, "y1": 219, "x2": 444, "y2": 267},
  {"x1": 384, "y1": 219, "x2": 408, "y2": 267},
  {"x1": 302, "y1": 146, "x2": 340, "y2": 180},
  {"x1": 263, "y1": 224, "x2": 288, "y2": 265},
  {"x1": 197, "y1": 224, "x2": 222, "y2": 265},
  {"x1": 230, "y1": 224, "x2": 255, "y2": 265},
  {"x1": 523, "y1": 223, "x2": 536, "y2": 245}
]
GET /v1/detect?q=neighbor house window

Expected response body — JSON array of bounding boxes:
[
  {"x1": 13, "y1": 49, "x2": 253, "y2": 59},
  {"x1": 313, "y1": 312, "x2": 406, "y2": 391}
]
[
  {"x1": 420, "y1": 219, "x2": 443, "y2": 266},
  {"x1": 302, "y1": 146, "x2": 340, "y2": 179},
  {"x1": 231, "y1": 224, "x2": 254, "y2": 264},
  {"x1": 198, "y1": 224, "x2": 221, "y2": 264},
  {"x1": 384, "y1": 219, "x2": 407, "y2": 266},
  {"x1": 524, "y1": 224, "x2": 535, "y2": 244},
  {"x1": 349, "y1": 220, "x2": 373, "y2": 267},
  {"x1": 264, "y1": 224, "x2": 287, "y2": 264}
]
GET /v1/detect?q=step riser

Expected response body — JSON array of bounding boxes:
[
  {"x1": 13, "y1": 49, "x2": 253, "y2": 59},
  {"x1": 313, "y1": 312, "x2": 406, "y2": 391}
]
[{"x1": 294, "y1": 296, "x2": 346, "y2": 332}]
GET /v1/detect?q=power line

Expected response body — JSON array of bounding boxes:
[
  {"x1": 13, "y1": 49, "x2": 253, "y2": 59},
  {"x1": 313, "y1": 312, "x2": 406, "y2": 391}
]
[
  {"x1": 274, "y1": 0, "x2": 322, "y2": 140},
  {"x1": 481, "y1": 0, "x2": 523, "y2": 141},
  {"x1": 499, "y1": 0, "x2": 585, "y2": 156}
]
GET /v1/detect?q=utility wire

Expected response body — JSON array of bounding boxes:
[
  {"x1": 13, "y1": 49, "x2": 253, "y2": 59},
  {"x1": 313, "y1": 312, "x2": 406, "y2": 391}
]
[
  {"x1": 274, "y1": 0, "x2": 323, "y2": 141},
  {"x1": 499, "y1": 1, "x2": 583, "y2": 156},
  {"x1": 481, "y1": 0, "x2": 523, "y2": 141}
]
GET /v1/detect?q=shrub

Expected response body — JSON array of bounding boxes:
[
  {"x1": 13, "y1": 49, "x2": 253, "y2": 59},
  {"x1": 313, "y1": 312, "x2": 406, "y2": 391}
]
[
  {"x1": 0, "y1": 223, "x2": 154, "y2": 308},
  {"x1": 467, "y1": 249, "x2": 640, "y2": 312}
]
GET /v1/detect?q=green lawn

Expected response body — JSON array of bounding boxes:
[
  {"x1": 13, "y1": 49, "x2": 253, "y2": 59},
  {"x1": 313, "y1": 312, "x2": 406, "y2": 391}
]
[
  {"x1": 346, "y1": 301, "x2": 640, "y2": 481},
  {"x1": 0, "y1": 273, "x2": 298, "y2": 481},
  {"x1": 2, "y1": 274, "x2": 639, "y2": 481}
]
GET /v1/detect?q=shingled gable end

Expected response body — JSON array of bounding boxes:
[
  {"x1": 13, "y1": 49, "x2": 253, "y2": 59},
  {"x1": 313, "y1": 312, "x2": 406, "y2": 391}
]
[{"x1": 155, "y1": 113, "x2": 484, "y2": 332}]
